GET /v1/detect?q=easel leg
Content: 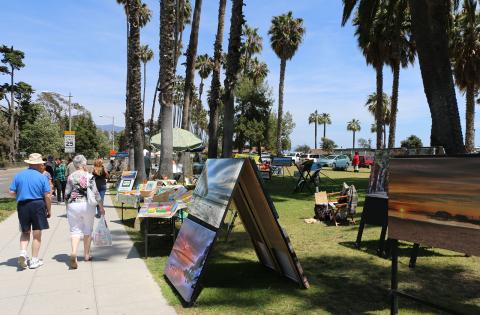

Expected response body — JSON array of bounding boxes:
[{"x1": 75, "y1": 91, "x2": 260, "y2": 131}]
[
  {"x1": 121, "y1": 203, "x2": 124, "y2": 222},
  {"x1": 409, "y1": 243, "x2": 420, "y2": 268},
  {"x1": 225, "y1": 210, "x2": 238, "y2": 241},
  {"x1": 378, "y1": 224, "x2": 388, "y2": 257},
  {"x1": 172, "y1": 217, "x2": 176, "y2": 241},
  {"x1": 390, "y1": 239, "x2": 399, "y2": 315},
  {"x1": 355, "y1": 216, "x2": 366, "y2": 249},
  {"x1": 145, "y1": 218, "x2": 149, "y2": 258}
]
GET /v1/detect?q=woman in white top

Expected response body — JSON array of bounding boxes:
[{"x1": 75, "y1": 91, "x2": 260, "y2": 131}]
[{"x1": 65, "y1": 155, "x2": 105, "y2": 269}]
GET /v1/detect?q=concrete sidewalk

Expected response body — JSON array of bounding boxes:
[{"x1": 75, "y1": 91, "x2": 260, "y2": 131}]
[{"x1": 0, "y1": 194, "x2": 176, "y2": 315}]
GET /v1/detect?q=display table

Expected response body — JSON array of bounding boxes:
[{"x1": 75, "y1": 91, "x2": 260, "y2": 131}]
[{"x1": 116, "y1": 192, "x2": 141, "y2": 221}]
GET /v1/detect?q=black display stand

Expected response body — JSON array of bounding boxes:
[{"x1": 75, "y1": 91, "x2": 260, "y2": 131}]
[
  {"x1": 355, "y1": 195, "x2": 389, "y2": 256},
  {"x1": 389, "y1": 239, "x2": 462, "y2": 315}
]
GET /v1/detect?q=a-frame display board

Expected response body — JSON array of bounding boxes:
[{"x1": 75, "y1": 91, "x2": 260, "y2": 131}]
[{"x1": 164, "y1": 158, "x2": 309, "y2": 305}]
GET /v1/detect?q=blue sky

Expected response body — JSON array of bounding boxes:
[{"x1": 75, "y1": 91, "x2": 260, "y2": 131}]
[{"x1": 1, "y1": 0, "x2": 478, "y2": 149}]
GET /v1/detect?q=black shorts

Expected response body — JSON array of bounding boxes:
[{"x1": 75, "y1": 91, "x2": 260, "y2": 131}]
[{"x1": 17, "y1": 199, "x2": 49, "y2": 232}]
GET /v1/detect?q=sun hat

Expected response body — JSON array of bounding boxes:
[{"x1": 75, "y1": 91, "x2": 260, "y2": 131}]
[{"x1": 24, "y1": 153, "x2": 45, "y2": 165}]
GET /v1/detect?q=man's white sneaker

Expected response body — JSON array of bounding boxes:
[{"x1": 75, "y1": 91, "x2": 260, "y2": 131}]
[
  {"x1": 29, "y1": 258, "x2": 44, "y2": 269},
  {"x1": 18, "y1": 255, "x2": 29, "y2": 269}
]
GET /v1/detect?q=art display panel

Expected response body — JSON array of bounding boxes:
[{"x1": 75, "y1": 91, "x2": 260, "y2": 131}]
[
  {"x1": 389, "y1": 156, "x2": 480, "y2": 255},
  {"x1": 164, "y1": 217, "x2": 216, "y2": 304}
]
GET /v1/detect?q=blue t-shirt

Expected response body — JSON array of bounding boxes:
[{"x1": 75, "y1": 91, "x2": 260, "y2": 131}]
[{"x1": 9, "y1": 168, "x2": 51, "y2": 202}]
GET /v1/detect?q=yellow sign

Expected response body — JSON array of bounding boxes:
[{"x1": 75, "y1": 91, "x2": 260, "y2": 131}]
[{"x1": 64, "y1": 131, "x2": 76, "y2": 135}]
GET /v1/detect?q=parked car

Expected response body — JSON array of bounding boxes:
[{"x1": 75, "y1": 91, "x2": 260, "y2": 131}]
[
  {"x1": 285, "y1": 152, "x2": 302, "y2": 163},
  {"x1": 359, "y1": 155, "x2": 374, "y2": 168},
  {"x1": 260, "y1": 153, "x2": 272, "y2": 163},
  {"x1": 318, "y1": 155, "x2": 351, "y2": 170},
  {"x1": 299, "y1": 154, "x2": 321, "y2": 163}
]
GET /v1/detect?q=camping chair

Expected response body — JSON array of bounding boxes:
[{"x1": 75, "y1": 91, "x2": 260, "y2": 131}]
[
  {"x1": 293, "y1": 160, "x2": 314, "y2": 193},
  {"x1": 328, "y1": 184, "x2": 358, "y2": 226}
]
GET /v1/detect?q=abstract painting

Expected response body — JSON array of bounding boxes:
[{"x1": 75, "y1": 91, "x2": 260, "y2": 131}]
[
  {"x1": 164, "y1": 217, "x2": 216, "y2": 304},
  {"x1": 389, "y1": 156, "x2": 480, "y2": 255}
]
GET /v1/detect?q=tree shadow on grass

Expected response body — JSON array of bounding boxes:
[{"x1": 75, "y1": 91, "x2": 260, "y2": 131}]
[{"x1": 191, "y1": 253, "x2": 480, "y2": 314}]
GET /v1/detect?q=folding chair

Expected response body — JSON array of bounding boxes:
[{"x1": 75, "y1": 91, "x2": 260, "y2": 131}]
[
  {"x1": 329, "y1": 184, "x2": 358, "y2": 226},
  {"x1": 293, "y1": 160, "x2": 314, "y2": 193}
]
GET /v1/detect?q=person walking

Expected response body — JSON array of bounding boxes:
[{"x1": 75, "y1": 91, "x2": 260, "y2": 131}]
[
  {"x1": 144, "y1": 152, "x2": 151, "y2": 179},
  {"x1": 65, "y1": 157, "x2": 76, "y2": 178},
  {"x1": 92, "y1": 158, "x2": 109, "y2": 218},
  {"x1": 9, "y1": 153, "x2": 52, "y2": 269},
  {"x1": 352, "y1": 151, "x2": 360, "y2": 173},
  {"x1": 65, "y1": 155, "x2": 105, "y2": 269},
  {"x1": 41, "y1": 158, "x2": 54, "y2": 193},
  {"x1": 54, "y1": 158, "x2": 67, "y2": 203}
]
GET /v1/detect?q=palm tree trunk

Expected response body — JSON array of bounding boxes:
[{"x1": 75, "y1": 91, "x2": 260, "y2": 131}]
[
  {"x1": 323, "y1": 122, "x2": 326, "y2": 139},
  {"x1": 409, "y1": 0, "x2": 465, "y2": 154},
  {"x1": 353, "y1": 131, "x2": 356, "y2": 150},
  {"x1": 375, "y1": 63, "x2": 384, "y2": 149},
  {"x1": 314, "y1": 112, "x2": 317, "y2": 150},
  {"x1": 208, "y1": 0, "x2": 226, "y2": 159},
  {"x1": 465, "y1": 83, "x2": 475, "y2": 153},
  {"x1": 142, "y1": 61, "x2": 147, "y2": 113},
  {"x1": 149, "y1": 82, "x2": 158, "y2": 136},
  {"x1": 276, "y1": 58, "x2": 286, "y2": 155},
  {"x1": 128, "y1": 0, "x2": 145, "y2": 183},
  {"x1": 222, "y1": 0, "x2": 244, "y2": 158},
  {"x1": 158, "y1": 0, "x2": 176, "y2": 179},
  {"x1": 182, "y1": 0, "x2": 202, "y2": 130},
  {"x1": 388, "y1": 61, "x2": 400, "y2": 148}
]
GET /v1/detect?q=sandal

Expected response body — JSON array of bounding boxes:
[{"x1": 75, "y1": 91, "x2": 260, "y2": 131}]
[
  {"x1": 70, "y1": 255, "x2": 78, "y2": 269},
  {"x1": 84, "y1": 256, "x2": 93, "y2": 262}
]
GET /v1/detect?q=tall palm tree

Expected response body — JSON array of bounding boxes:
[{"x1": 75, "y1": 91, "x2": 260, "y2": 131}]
[
  {"x1": 318, "y1": 112, "x2": 331, "y2": 139},
  {"x1": 308, "y1": 111, "x2": 319, "y2": 149},
  {"x1": 208, "y1": 0, "x2": 227, "y2": 158},
  {"x1": 365, "y1": 92, "x2": 391, "y2": 147},
  {"x1": 139, "y1": 44, "x2": 154, "y2": 113},
  {"x1": 343, "y1": 0, "x2": 465, "y2": 154},
  {"x1": 128, "y1": 0, "x2": 146, "y2": 181},
  {"x1": 222, "y1": 0, "x2": 244, "y2": 157},
  {"x1": 181, "y1": 0, "x2": 203, "y2": 131},
  {"x1": 347, "y1": 119, "x2": 361, "y2": 149},
  {"x1": 247, "y1": 57, "x2": 269, "y2": 85},
  {"x1": 383, "y1": 0, "x2": 416, "y2": 148},
  {"x1": 242, "y1": 25, "x2": 263, "y2": 73},
  {"x1": 158, "y1": 0, "x2": 176, "y2": 179},
  {"x1": 269, "y1": 11, "x2": 305, "y2": 155},
  {"x1": 195, "y1": 54, "x2": 213, "y2": 101},
  {"x1": 451, "y1": 0, "x2": 480, "y2": 153},
  {"x1": 344, "y1": 2, "x2": 388, "y2": 150}
]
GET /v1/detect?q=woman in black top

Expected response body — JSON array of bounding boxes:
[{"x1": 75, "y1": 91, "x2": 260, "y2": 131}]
[{"x1": 92, "y1": 158, "x2": 109, "y2": 217}]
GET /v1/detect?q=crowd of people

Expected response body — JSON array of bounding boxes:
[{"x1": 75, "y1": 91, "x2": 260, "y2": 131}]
[{"x1": 9, "y1": 153, "x2": 110, "y2": 270}]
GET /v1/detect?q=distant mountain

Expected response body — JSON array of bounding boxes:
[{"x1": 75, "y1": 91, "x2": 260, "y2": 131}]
[{"x1": 96, "y1": 124, "x2": 124, "y2": 133}]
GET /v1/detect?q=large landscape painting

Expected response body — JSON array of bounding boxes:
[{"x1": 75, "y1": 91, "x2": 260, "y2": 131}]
[{"x1": 389, "y1": 156, "x2": 480, "y2": 255}]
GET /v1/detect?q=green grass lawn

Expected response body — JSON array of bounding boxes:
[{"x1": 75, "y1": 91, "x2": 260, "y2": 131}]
[
  {"x1": 113, "y1": 167, "x2": 480, "y2": 314},
  {"x1": 0, "y1": 198, "x2": 16, "y2": 222}
]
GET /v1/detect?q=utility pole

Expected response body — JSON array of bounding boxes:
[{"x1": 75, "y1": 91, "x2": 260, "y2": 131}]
[
  {"x1": 112, "y1": 116, "x2": 115, "y2": 150},
  {"x1": 68, "y1": 92, "x2": 72, "y2": 131}
]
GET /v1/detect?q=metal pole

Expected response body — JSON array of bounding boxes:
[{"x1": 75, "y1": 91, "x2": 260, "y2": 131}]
[
  {"x1": 68, "y1": 92, "x2": 72, "y2": 131},
  {"x1": 112, "y1": 116, "x2": 115, "y2": 150}
]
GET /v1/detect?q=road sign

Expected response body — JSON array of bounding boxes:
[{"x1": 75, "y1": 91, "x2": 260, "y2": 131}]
[{"x1": 64, "y1": 131, "x2": 75, "y2": 153}]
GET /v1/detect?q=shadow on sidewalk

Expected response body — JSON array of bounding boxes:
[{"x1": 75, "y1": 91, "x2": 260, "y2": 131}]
[
  {"x1": 0, "y1": 257, "x2": 25, "y2": 271},
  {"x1": 52, "y1": 254, "x2": 71, "y2": 268}
]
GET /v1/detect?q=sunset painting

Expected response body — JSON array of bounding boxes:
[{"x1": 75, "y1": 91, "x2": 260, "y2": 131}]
[
  {"x1": 164, "y1": 218, "x2": 216, "y2": 303},
  {"x1": 389, "y1": 157, "x2": 480, "y2": 254}
]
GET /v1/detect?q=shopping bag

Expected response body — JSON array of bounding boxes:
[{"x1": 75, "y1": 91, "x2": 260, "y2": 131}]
[
  {"x1": 93, "y1": 215, "x2": 112, "y2": 247},
  {"x1": 87, "y1": 175, "x2": 98, "y2": 207}
]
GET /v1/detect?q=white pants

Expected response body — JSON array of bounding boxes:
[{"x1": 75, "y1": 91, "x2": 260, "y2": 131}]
[{"x1": 67, "y1": 202, "x2": 96, "y2": 236}]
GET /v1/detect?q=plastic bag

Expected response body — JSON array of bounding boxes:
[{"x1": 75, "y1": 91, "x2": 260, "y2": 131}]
[{"x1": 93, "y1": 215, "x2": 112, "y2": 247}]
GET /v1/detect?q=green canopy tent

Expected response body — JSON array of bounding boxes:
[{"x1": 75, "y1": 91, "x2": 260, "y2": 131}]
[{"x1": 150, "y1": 128, "x2": 202, "y2": 152}]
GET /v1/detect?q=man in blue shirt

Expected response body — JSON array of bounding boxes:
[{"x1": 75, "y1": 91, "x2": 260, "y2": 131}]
[{"x1": 9, "y1": 153, "x2": 52, "y2": 269}]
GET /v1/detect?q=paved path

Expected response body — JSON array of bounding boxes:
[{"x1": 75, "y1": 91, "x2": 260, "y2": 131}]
[{"x1": 0, "y1": 194, "x2": 176, "y2": 315}]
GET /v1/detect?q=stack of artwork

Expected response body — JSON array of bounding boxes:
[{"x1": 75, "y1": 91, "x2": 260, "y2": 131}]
[
  {"x1": 388, "y1": 156, "x2": 480, "y2": 255},
  {"x1": 164, "y1": 158, "x2": 309, "y2": 305}
]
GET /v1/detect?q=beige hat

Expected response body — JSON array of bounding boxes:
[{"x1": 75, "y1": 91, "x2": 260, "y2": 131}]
[{"x1": 24, "y1": 153, "x2": 45, "y2": 165}]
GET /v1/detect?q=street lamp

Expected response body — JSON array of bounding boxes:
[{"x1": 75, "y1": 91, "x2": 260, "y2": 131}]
[
  {"x1": 100, "y1": 115, "x2": 115, "y2": 151},
  {"x1": 41, "y1": 91, "x2": 73, "y2": 131}
]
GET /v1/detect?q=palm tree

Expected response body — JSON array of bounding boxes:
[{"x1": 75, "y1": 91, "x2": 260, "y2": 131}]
[
  {"x1": 308, "y1": 111, "x2": 319, "y2": 149},
  {"x1": 269, "y1": 11, "x2": 305, "y2": 155},
  {"x1": 158, "y1": 0, "x2": 176, "y2": 179},
  {"x1": 208, "y1": 0, "x2": 227, "y2": 158},
  {"x1": 139, "y1": 44, "x2": 154, "y2": 113},
  {"x1": 347, "y1": 119, "x2": 361, "y2": 149},
  {"x1": 318, "y1": 112, "x2": 331, "y2": 139},
  {"x1": 383, "y1": 0, "x2": 416, "y2": 148},
  {"x1": 195, "y1": 54, "x2": 213, "y2": 101},
  {"x1": 451, "y1": 0, "x2": 480, "y2": 153},
  {"x1": 344, "y1": 2, "x2": 388, "y2": 150},
  {"x1": 222, "y1": 0, "x2": 244, "y2": 157},
  {"x1": 181, "y1": 0, "x2": 203, "y2": 131},
  {"x1": 128, "y1": 0, "x2": 146, "y2": 181},
  {"x1": 365, "y1": 92, "x2": 391, "y2": 148},
  {"x1": 247, "y1": 57, "x2": 269, "y2": 85},
  {"x1": 242, "y1": 25, "x2": 263, "y2": 73},
  {"x1": 342, "y1": 0, "x2": 465, "y2": 154}
]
